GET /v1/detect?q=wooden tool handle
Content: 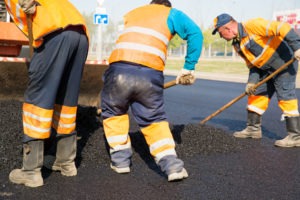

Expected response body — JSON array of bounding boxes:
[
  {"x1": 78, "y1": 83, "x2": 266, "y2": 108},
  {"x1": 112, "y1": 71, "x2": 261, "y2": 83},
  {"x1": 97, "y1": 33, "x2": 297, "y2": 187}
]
[
  {"x1": 164, "y1": 79, "x2": 177, "y2": 89},
  {"x1": 200, "y1": 58, "x2": 296, "y2": 125}
]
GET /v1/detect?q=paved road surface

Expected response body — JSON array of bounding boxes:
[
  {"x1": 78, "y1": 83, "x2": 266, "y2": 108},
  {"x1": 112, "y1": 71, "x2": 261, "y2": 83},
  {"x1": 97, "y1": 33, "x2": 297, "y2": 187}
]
[
  {"x1": 164, "y1": 75, "x2": 288, "y2": 140},
  {"x1": 1, "y1": 76, "x2": 300, "y2": 200}
]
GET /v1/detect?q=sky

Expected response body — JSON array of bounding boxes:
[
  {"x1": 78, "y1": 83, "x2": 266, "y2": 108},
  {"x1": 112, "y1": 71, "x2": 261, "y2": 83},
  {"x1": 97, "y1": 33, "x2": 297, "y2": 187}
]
[{"x1": 69, "y1": 0, "x2": 300, "y2": 29}]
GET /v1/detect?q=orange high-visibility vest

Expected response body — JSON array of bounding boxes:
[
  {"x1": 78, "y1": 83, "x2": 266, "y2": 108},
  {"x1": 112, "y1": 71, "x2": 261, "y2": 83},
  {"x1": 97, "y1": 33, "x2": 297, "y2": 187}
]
[
  {"x1": 5, "y1": 0, "x2": 88, "y2": 48},
  {"x1": 237, "y1": 18, "x2": 292, "y2": 68},
  {"x1": 109, "y1": 4, "x2": 173, "y2": 71}
]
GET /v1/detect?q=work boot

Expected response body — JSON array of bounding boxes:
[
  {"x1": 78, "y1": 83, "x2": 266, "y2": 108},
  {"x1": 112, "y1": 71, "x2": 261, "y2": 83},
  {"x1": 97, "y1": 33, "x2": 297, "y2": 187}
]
[
  {"x1": 168, "y1": 168, "x2": 188, "y2": 182},
  {"x1": 109, "y1": 147, "x2": 132, "y2": 174},
  {"x1": 233, "y1": 111, "x2": 262, "y2": 139},
  {"x1": 157, "y1": 155, "x2": 188, "y2": 182},
  {"x1": 110, "y1": 164, "x2": 130, "y2": 174},
  {"x1": 275, "y1": 116, "x2": 300, "y2": 147},
  {"x1": 9, "y1": 140, "x2": 44, "y2": 187},
  {"x1": 44, "y1": 134, "x2": 77, "y2": 176}
]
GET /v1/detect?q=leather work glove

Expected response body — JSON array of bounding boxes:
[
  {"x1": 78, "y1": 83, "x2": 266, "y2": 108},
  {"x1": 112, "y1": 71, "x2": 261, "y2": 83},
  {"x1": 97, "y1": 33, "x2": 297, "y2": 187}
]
[
  {"x1": 176, "y1": 69, "x2": 196, "y2": 85},
  {"x1": 18, "y1": 0, "x2": 36, "y2": 14},
  {"x1": 294, "y1": 49, "x2": 300, "y2": 61},
  {"x1": 245, "y1": 82, "x2": 256, "y2": 95}
]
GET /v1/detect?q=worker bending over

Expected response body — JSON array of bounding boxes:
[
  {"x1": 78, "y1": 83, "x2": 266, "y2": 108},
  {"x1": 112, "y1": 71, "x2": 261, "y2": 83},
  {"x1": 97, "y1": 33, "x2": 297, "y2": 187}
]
[
  {"x1": 101, "y1": 0, "x2": 203, "y2": 181},
  {"x1": 212, "y1": 13, "x2": 300, "y2": 147},
  {"x1": 5, "y1": 0, "x2": 89, "y2": 187}
]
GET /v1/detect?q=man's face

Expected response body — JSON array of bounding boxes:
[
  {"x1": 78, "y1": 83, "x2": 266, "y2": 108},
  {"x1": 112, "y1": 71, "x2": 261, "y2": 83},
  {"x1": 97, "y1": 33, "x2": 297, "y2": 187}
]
[{"x1": 217, "y1": 25, "x2": 235, "y2": 41}]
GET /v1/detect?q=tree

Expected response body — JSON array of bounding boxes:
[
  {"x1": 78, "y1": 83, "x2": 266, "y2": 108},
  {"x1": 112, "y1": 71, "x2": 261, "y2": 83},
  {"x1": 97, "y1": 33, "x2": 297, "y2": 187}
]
[
  {"x1": 202, "y1": 28, "x2": 232, "y2": 57},
  {"x1": 82, "y1": 12, "x2": 96, "y2": 38},
  {"x1": 168, "y1": 34, "x2": 184, "y2": 50},
  {"x1": 82, "y1": 12, "x2": 121, "y2": 59},
  {"x1": 101, "y1": 20, "x2": 121, "y2": 57}
]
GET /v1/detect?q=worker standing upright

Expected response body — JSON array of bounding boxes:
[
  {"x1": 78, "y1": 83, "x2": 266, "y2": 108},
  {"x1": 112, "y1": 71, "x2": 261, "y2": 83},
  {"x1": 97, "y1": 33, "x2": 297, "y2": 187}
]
[
  {"x1": 5, "y1": 0, "x2": 89, "y2": 187},
  {"x1": 212, "y1": 13, "x2": 300, "y2": 147},
  {"x1": 101, "y1": 0, "x2": 203, "y2": 181}
]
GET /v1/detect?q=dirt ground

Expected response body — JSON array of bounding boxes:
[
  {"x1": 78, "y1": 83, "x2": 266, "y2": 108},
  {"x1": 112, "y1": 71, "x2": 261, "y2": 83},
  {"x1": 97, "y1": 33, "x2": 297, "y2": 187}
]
[{"x1": 1, "y1": 100, "x2": 300, "y2": 200}]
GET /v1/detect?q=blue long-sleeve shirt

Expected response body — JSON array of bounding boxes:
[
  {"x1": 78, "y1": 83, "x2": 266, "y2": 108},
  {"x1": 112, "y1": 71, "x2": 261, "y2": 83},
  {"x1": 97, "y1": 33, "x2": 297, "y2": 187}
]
[{"x1": 167, "y1": 8, "x2": 203, "y2": 70}]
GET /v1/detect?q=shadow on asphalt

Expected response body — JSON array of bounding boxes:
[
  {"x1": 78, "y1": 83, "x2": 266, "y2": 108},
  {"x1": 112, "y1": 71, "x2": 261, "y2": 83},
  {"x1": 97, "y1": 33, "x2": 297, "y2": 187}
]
[{"x1": 192, "y1": 116, "x2": 283, "y2": 141}]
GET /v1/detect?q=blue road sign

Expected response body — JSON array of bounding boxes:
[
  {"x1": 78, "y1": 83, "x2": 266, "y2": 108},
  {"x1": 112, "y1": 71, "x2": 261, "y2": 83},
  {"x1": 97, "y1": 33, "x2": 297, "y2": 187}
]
[{"x1": 94, "y1": 14, "x2": 109, "y2": 25}]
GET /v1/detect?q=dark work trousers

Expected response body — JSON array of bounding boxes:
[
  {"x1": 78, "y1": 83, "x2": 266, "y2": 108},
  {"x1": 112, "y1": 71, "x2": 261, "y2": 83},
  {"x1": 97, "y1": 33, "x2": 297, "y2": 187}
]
[
  {"x1": 25, "y1": 26, "x2": 88, "y2": 109},
  {"x1": 255, "y1": 59, "x2": 298, "y2": 101},
  {"x1": 23, "y1": 26, "x2": 88, "y2": 142},
  {"x1": 101, "y1": 62, "x2": 167, "y2": 127}
]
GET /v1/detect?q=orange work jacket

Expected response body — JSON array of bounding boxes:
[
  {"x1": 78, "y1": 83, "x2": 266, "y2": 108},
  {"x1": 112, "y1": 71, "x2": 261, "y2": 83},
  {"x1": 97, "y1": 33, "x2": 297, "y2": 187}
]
[
  {"x1": 109, "y1": 4, "x2": 173, "y2": 71},
  {"x1": 235, "y1": 18, "x2": 292, "y2": 68},
  {"x1": 5, "y1": 0, "x2": 88, "y2": 48}
]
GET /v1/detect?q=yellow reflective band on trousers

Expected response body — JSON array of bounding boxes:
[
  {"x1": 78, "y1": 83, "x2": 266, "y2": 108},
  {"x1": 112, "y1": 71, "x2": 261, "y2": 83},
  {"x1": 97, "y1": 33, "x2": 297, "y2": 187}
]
[
  {"x1": 52, "y1": 104, "x2": 77, "y2": 135},
  {"x1": 247, "y1": 95, "x2": 270, "y2": 115},
  {"x1": 103, "y1": 114, "x2": 131, "y2": 148},
  {"x1": 279, "y1": 99, "x2": 299, "y2": 116},
  {"x1": 22, "y1": 103, "x2": 53, "y2": 139},
  {"x1": 141, "y1": 121, "x2": 176, "y2": 161}
]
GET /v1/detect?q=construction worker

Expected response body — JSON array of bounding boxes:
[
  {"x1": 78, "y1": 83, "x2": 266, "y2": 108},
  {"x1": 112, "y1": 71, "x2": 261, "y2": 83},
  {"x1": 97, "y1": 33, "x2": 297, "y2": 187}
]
[
  {"x1": 212, "y1": 13, "x2": 300, "y2": 147},
  {"x1": 5, "y1": 0, "x2": 89, "y2": 187},
  {"x1": 101, "y1": 0, "x2": 203, "y2": 181}
]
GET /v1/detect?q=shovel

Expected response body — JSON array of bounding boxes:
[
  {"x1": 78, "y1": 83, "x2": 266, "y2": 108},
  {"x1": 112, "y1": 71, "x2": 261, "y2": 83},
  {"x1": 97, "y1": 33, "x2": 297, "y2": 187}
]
[
  {"x1": 26, "y1": 14, "x2": 33, "y2": 59},
  {"x1": 200, "y1": 58, "x2": 296, "y2": 125},
  {"x1": 164, "y1": 79, "x2": 177, "y2": 89}
]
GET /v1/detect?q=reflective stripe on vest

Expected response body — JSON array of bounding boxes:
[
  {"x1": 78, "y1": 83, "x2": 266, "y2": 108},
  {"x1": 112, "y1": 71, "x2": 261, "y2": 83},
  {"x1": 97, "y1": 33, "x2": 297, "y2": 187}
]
[
  {"x1": 5, "y1": 0, "x2": 27, "y2": 31},
  {"x1": 109, "y1": 4, "x2": 172, "y2": 71},
  {"x1": 239, "y1": 19, "x2": 290, "y2": 68},
  {"x1": 5, "y1": 0, "x2": 87, "y2": 48}
]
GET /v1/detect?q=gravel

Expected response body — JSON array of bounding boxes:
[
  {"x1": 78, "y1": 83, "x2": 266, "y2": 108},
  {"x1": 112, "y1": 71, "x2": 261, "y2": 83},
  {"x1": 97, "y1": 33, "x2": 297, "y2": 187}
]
[
  {"x1": 3, "y1": 100, "x2": 299, "y2": 200},
  {"x1": 0, "y1": 100, "x2": 254, "y2": 174}
]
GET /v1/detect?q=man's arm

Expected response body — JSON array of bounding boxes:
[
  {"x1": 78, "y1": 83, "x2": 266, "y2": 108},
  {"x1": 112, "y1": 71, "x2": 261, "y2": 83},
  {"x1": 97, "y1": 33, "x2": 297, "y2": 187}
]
[{"x1": 167, "y1": 8, "x2": 203, "y2": 71}]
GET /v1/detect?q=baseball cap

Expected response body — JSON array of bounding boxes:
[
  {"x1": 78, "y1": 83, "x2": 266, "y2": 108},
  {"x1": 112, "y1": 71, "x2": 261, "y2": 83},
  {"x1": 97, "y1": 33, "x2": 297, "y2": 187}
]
[{"x1": 212, "y1": 13, "x2": 233, "y2": 35}]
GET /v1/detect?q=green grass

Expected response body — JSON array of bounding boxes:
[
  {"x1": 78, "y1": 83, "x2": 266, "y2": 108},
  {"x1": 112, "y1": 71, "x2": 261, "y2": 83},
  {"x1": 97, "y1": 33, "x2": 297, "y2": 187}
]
[{"x1": 165, "y1": 58, "x2": 249, "y2": 75}]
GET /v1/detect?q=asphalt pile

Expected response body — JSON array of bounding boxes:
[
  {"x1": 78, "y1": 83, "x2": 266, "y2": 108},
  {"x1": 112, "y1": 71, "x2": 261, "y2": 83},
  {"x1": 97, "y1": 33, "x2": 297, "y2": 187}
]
[
  {"x1": 0, "y1": 100, "x2": 253, "y2": 175},
  {"x1": 1, "y1": 97, "x2": 299, "y2": 199}
]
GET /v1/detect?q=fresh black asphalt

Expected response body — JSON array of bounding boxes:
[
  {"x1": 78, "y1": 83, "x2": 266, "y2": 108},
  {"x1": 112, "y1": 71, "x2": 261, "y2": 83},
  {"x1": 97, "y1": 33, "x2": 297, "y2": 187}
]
[{"x1": 1, "y1": 76, "x2": 300, "y2": 200}]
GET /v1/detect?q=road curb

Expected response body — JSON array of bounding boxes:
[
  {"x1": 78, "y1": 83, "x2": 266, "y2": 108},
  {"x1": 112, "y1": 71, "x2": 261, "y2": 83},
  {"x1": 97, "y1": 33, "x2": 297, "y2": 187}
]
[{"x1": 164, "y1": 69, "x2": 300, "y2": 88}]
